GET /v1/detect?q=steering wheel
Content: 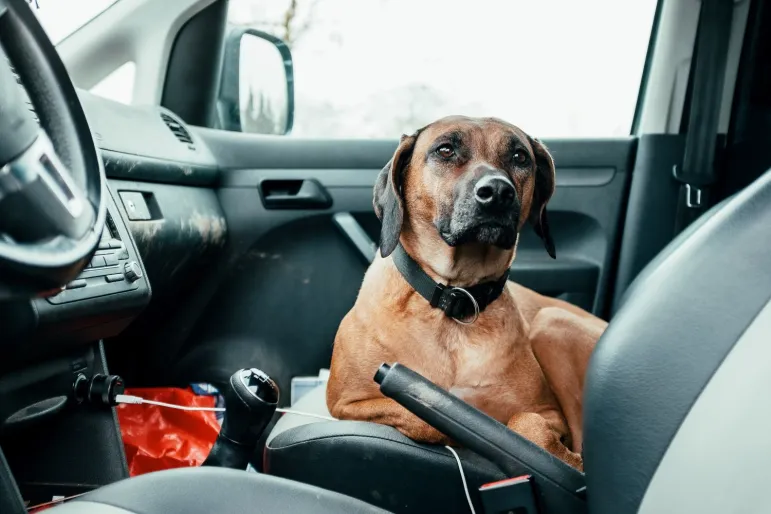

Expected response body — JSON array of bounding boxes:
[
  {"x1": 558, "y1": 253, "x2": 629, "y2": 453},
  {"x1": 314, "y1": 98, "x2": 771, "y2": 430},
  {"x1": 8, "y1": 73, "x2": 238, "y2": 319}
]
[{"x1": 0, "y1": 0, "x2": 105, "y2": 300}]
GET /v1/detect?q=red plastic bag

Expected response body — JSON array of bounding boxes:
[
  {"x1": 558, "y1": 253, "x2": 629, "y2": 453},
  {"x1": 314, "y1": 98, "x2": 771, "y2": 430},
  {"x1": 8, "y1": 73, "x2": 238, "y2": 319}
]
[{"x1": 116, "y1": 387, "x2": 220, "y2": 477}]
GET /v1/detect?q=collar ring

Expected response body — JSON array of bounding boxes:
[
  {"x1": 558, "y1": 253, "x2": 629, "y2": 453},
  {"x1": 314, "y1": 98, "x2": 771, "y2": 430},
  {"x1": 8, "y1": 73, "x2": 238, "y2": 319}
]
[{"x1": 450, "y1": 287, "x2": 480, "y2": 325}]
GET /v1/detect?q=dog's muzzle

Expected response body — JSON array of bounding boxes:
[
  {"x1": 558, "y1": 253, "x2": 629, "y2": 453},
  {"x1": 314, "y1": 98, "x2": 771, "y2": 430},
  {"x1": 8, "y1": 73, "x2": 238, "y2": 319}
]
[{"x1": 438, "y1": 172, "x2": 520, "y2": 248}]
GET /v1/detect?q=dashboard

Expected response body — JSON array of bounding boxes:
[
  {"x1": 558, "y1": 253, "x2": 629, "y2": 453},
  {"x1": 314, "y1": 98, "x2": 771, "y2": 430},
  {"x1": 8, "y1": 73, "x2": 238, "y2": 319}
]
[
  {"x1": 77, "y1": 92, "x2": 220, "y2": 185},
  {"x1": 2, "y1": 86, "x2": 227, "y2": 358}
]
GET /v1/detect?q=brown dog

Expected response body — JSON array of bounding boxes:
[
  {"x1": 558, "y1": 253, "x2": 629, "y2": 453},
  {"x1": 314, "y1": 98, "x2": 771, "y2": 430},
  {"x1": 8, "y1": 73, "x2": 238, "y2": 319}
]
[{"x1": 326, "y1": 116, "x2": 607, "y2": 470}]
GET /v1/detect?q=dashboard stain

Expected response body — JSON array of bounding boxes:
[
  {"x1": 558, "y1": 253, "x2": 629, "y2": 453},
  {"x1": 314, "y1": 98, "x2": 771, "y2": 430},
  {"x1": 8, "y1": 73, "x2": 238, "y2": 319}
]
[{"x1": 187, "y1": 211, "x2": 226, "y2": 246}]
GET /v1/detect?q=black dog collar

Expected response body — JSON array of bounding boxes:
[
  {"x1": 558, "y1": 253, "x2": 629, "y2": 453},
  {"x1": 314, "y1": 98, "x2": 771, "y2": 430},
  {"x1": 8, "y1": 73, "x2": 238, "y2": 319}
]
[{"x1": 392, "y1": 244, "x2": 509, "y2": 324}]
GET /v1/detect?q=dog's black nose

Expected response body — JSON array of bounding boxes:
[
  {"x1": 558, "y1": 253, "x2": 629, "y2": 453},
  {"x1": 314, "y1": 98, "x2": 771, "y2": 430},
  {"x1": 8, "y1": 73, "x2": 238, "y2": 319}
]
[{"x1": 474, "y1": 176, "x2": 516, "y2": 210}]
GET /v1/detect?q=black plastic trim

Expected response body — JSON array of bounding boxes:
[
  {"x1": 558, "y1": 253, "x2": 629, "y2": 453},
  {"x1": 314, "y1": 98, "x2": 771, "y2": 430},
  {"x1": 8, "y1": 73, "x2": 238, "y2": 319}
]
[
  {"x1": 102, "y1": 149, "x2": 218, "y2": 187},
  {"x1": 197, "y1": 127, "x2": 635, "y2": 171},
  {"x1": 332, "y1": 212, "x2": 377, "y2": 264},
  {"x1": 161, "y1": 0, "x2": 228, "y2": 128}
]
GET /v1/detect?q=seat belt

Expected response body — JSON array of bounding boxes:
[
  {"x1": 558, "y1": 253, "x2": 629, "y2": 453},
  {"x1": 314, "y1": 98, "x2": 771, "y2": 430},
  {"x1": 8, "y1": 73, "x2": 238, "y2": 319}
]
[{"x1": 673, "y1": 0, "x2": 734, "y2": 235}]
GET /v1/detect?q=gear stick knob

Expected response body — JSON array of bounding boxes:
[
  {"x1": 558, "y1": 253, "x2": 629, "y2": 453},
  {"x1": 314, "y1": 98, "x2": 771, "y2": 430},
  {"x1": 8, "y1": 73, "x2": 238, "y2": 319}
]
[{"x1": 202, "y1": 368, "x2": 279, "y2": 470}]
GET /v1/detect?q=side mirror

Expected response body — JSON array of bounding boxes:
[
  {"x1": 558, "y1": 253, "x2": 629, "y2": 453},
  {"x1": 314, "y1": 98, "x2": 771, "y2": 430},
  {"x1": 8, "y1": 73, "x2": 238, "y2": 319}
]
[{"x1": 216, "y1": 27, "x2": 295, "y2": 135}]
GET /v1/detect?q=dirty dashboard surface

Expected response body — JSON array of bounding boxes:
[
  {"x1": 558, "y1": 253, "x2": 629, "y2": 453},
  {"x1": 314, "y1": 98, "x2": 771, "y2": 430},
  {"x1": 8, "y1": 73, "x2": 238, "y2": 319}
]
[{"x1": 74, "y1": 91, "x2": 230, "y2": 386}]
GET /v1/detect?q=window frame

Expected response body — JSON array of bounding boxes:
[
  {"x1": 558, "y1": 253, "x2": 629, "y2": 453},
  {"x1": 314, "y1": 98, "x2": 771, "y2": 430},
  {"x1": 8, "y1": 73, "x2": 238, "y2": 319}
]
[{"x1": 631, "y1": 0, "x2": 665, "y2": 135}]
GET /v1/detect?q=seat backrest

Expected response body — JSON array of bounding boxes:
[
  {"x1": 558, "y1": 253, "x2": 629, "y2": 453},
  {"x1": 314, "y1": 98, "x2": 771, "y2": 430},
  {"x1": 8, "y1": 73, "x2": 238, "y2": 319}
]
[
  {"x1": 583, "y1": 168, "x2": 771, "y2": 514},
  {"x1": 613, "y1": 193, "x2": 734, "y2": 313}
]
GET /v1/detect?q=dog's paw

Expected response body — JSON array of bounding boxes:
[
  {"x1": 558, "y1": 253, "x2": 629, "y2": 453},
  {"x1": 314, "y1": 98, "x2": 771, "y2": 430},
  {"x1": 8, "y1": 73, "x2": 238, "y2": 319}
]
[
  {"x1": 506, "y1": 412, "x2": 583, "y2": 471},
  {"x1": 396, "y1": 420, "x2": 451, "y2": 446}
]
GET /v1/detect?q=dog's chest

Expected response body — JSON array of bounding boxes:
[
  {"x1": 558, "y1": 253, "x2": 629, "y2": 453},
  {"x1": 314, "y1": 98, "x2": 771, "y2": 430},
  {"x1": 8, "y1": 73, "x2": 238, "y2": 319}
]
[{"x1": 447, "y1": 340, "x2": 553, "y2": 423}]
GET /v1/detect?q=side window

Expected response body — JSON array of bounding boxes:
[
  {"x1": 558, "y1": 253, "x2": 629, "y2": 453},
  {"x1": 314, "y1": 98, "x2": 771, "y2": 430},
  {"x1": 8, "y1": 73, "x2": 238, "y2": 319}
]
[{"x1": 227, "y1": 0, "x2": 658, "y2": 139}]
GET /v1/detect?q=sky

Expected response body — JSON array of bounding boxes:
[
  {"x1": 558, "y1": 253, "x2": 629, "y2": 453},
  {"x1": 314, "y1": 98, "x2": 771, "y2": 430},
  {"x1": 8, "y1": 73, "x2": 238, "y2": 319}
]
[{"x1": 28, "y1": 0, "x2": 658, "y2": 139}]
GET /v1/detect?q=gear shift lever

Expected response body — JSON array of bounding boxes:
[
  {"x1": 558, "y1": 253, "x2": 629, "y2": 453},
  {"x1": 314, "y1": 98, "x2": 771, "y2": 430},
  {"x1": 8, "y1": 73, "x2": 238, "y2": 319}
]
[{"x1": 202, "y1": 368, "x2": 279, "y2": 470}]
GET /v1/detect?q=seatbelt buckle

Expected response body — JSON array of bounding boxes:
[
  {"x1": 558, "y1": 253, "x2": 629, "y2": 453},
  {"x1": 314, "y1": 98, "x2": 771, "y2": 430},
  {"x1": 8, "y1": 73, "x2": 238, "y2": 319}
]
[
  {"x1": 479, "y1": 474, "x2": 540, "y2": 514},
  {"x1": 672, "y1": 165, "x2": 704, "y2": 209},
  {"x1": 684, "y1": 183, "x2": 703, "y2": 208}
]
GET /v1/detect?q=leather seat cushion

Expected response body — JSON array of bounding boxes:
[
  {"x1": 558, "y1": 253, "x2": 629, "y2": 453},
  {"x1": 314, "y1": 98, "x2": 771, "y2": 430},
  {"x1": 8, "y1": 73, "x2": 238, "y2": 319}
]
[
  {"x1": 265, "y1": 384, "x2": 508, "y2": 514},
  {"x1": 52, "y1": 466, "x2": 388, "y2": 513}
]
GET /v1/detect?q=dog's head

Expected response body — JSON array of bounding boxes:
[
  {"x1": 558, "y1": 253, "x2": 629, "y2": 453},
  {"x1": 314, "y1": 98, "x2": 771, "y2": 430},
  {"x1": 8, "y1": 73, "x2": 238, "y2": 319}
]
[{"x1": 374, "y1": 116, "x2": 556, "y2": 265}]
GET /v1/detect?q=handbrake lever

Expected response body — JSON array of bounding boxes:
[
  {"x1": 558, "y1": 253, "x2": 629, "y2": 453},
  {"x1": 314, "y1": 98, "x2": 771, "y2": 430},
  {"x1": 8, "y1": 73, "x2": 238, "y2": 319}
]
[{"x1": 374, "y1": 362, "x2": 587, "y2": 512}]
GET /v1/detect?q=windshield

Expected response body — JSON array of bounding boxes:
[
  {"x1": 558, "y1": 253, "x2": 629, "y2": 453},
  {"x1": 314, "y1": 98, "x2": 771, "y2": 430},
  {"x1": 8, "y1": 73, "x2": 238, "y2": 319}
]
[{"x1": 26, "y1": 0, "x2": 119, "y2": 44}]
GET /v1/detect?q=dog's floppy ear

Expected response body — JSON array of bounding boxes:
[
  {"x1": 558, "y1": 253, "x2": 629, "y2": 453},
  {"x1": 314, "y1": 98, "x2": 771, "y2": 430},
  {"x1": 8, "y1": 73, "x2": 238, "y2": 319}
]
[
  {"x1": 373, "y1": 132, "x2": 419, "y2": 257},
  {"x1": 527, "y1": 137, "x2": 557, "y2": 259}
]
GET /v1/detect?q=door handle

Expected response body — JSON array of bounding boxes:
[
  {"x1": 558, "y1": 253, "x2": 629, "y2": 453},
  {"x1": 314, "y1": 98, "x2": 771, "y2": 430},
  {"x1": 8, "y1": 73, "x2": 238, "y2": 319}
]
[{"x1": 259, "y1": 179, "x2": 333, "y2": 210}]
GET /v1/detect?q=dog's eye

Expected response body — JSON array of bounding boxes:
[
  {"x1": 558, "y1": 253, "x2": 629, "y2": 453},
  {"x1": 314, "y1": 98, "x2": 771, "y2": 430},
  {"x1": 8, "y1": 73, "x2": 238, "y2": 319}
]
[
  {"x1": 513, "y1": 150, "x2": 530, "y2": 166},
  {"x1": 436, "y1": 144, "x2": 455, "y2": 159}
]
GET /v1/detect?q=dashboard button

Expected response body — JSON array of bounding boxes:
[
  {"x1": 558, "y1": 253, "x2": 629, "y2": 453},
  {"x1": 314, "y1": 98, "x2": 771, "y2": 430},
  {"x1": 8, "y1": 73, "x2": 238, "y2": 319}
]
[
  {"x1": 90, "y1": 256, "x2": 106, "y2": 268},
  {"x1": 98, "y1": 240, "x2": 111, "y2": 250},
  {"x1": 104, "y1": 254, "x2": 119, "y2": 266},
  {"x1": 106, "y1": 274, "x2": 125, "y2": 283},
  {"x1": 108, "y1": 240, "x2": 123, "y2": 249},
  {"x1": 119, "y1": 191, "x2": 153, "y2": 221},
  {"x1": 67, "y1": 279, "x2": 87, "y2": 289},
  {"x1": 40, "y1": 286, "x2": 65, "y2": 300},
  {"x1": 124, "y1": 262, "x2": 143, "y2": 282}
]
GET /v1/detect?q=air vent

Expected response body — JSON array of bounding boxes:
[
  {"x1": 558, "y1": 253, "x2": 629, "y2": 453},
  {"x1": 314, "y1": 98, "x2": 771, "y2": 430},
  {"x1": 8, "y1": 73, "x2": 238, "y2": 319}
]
[
  {"x1": 6, "y1": 60, "x2": 39, "y2": 124},
  {"x1": 160, "y1": 112, "x2": 196, "y2": 151}
]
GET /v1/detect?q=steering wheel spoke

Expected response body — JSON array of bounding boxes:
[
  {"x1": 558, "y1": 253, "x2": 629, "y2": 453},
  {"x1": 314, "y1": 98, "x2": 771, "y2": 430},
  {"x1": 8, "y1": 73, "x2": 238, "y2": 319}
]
[{"x1": 0, "y1": 0, "x2": 105, "y2": 298}]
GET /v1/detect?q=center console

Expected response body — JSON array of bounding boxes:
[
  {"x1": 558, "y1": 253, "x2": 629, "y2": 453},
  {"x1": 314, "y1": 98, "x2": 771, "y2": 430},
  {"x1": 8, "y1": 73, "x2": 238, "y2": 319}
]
[
  {"x1": 0, "y1": 184, "x2": 151, "y2": 508},
  {"x1": 0, "y1": 184, "x2": 153, "y2": 356},
  {"x1": 46, "y1": 213, "x2": 143, "y2": 305}
]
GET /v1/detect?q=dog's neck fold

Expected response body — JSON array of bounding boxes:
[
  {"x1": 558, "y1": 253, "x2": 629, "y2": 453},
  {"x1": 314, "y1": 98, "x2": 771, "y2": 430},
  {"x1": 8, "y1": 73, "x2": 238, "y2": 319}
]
[{"x1": 400, "y1": 228, "x2": 517, "y2": 288}]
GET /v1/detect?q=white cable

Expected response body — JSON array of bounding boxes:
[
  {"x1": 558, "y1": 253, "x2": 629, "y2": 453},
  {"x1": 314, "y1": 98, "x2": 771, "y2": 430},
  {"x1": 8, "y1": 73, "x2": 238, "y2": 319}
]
[
  {"x1": 114, "y1": 394, "x2": 336, "y2": 421},
  {"x1": 276, "y1": 408, "x2": 336, "y2": 421},
  {"x1": 445, "y1": 445, "x2": 476, "y2": 514},
  {"x1": 116, "y1": 395, "x2": 226, "y2": 411}
]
